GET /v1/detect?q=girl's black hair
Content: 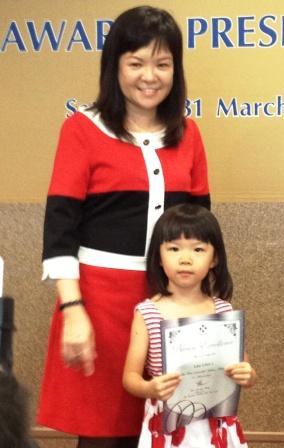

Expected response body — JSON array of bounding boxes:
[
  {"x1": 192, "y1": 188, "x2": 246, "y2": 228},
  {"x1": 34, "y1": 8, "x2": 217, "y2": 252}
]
[
  {"x1": 147, "y1": 204, "x2": 233, "y2": 301},
  {"x1": 92, "y1": 5, "x2": 186, "y2": 147}
]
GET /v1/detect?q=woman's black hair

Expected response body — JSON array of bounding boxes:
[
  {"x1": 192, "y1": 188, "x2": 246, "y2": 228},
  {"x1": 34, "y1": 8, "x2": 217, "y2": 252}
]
[
  {"x1": 92, "y1": 5, "x2": 186, "y2": 147},
  {"x1": 147, "y1": 204, "x2": 233, "y2": 301}
]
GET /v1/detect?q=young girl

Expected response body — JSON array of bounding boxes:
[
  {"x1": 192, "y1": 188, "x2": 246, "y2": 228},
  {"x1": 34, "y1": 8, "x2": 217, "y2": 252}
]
[{"x1": 123, "y1": 204, "x2": 256, "y2": 448}]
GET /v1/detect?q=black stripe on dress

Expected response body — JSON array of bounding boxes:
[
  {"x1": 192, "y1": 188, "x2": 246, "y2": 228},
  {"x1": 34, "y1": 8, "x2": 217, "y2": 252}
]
[
  {"x1": 43, "y1": 192, "x2": 211, "y2": 260},
  {"x1": 43, "y1": 195, "x2": 83, "y2": 260}
]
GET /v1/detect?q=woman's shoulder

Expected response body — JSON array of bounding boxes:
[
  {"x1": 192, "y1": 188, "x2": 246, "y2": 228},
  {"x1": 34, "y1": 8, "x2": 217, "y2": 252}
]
[
  {"x1": 59, "y1": 106, "x2": 97, "y2": 133},
  {"x1": 66, "y1": 105, "x2": 99, "y2": 128},
  {"x1": 60, "y1": 106, "x2": 119, "y2": 142},
  {"x1": 184, "y1": 116, "x2": 200, "y2": 131},
  {"x1": 180, "y1": 117, "x2": 204, "y2": 144}
]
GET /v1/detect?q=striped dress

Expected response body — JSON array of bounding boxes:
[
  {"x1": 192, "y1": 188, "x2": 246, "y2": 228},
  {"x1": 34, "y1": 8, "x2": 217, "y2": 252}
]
[{"x1": 136, "y1": 298, "x2": 248, "y2": 448}]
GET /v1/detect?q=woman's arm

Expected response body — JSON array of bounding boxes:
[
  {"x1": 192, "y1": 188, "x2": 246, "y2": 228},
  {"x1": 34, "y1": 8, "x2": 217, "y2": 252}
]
[
  {"x1": 57, "y1": 279, "x2": 96, "y2": 376},
  {"x1": 123, "y1": 311, "x2": 181, "y2": 400},
  {"x1": 189, "y1": 120, "x2": 211, "y2": 210},
  {"x1": 42, "y1": 117, "x2": 96, "y2": 376},
  {"x1": 224, "y1": 351, "x2": 256, "y2": 388}
]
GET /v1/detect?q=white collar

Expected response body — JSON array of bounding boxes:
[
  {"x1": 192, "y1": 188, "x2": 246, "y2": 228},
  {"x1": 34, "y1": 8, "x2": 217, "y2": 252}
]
[{"x1": 78, "y1": 106, "x2": 165, "y2": 149}]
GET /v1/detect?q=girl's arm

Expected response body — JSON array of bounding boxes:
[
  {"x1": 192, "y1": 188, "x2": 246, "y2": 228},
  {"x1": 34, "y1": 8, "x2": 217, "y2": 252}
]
[
  {"x1": 123, "y1": 311, "x2": 181, "y2": 400},
  {"x1": 225, "y1": 352, "x2": 256, "y2": 388},
  {"x1": 57, "y1": 279, "x2": 96, "y2": 377}
]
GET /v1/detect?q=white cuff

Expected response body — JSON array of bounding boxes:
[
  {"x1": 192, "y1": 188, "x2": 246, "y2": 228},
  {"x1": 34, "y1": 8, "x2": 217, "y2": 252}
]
[{"x1": 42, "y1": 256, "x2": 80, "y2": 280}]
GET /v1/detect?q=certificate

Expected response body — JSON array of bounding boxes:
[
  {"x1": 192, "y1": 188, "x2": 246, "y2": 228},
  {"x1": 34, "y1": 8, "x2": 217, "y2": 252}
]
[{"x1": 161, "y1": 310, "x2": 244, "y2": 433}]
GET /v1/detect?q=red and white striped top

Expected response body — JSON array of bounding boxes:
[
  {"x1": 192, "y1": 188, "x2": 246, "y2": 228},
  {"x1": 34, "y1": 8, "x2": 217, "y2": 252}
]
[{"x1": 136, "y1": 298, "x2": 233, "y2": 377}]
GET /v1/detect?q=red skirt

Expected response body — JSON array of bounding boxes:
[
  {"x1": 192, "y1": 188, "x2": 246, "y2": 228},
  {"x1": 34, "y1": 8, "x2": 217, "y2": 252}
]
[{"x1": 37, "y1": 264, "x2": 150, "y2": 437}]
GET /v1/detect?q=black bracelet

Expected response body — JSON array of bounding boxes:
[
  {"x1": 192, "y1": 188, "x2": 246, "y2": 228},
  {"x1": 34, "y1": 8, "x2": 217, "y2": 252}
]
[{"x1": 59, "y1": 299, "x2": 85, "y2": 311}]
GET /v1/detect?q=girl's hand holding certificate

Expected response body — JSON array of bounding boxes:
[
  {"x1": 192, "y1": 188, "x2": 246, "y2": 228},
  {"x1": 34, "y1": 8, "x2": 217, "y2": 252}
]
[
  {"x1": 147, "y1": 372, "x2": 181, "y2": 401},
  {"x1": 225, "y1": 359, "x2": 256, "y2": 388}
]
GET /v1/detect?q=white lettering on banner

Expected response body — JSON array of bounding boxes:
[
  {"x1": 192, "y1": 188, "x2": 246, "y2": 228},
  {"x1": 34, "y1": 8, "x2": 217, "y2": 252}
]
[
  {"x1": 0, "y1": 20, "x2": 112, "y2": 52},
  {"x1": 187, "y1": 15, "x2": 284, "y2": 48},
  {"x1": 216, "y1": 96, "x2": 284, "y2": 118}
]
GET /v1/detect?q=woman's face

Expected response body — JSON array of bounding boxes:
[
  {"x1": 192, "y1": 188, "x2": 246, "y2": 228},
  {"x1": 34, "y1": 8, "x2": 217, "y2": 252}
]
[{"x1": 118, "y1": 40, "x2": 174, "y2": 118}]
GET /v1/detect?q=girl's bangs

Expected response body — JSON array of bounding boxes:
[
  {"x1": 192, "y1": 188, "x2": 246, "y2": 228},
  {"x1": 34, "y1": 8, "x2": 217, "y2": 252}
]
[{"x1": 162, "y1": 216, "x2": 213, "y2": 244}]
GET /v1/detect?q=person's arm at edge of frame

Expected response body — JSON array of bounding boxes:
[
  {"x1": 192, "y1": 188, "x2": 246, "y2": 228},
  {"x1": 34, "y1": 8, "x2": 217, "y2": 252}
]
[{"x1": 122, "y1": 311, "x2": 181, "y2": 401}]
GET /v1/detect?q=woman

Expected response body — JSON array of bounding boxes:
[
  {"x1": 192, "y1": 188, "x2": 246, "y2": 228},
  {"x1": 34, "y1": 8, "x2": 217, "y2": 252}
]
[{"x1": 38, "y1": 6, "x2": 210, "y2": 448}]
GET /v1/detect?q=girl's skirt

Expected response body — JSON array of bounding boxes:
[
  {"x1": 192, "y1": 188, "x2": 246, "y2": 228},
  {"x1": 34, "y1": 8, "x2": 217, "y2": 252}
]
[{"x1": 138, "y1": 399, "x2": 248, "y2": 448}]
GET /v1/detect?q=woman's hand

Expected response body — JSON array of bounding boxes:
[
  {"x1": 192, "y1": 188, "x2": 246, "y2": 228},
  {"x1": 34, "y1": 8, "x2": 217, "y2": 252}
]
[
  {"x1": 56, "y1": 279, "x2": 96, "y2": 376},
  {"x1": 146, "y1": 372, "x2": 181, "y2": 401},
  {"x1": 61, "y1": 304, "x2": 96, "y2": 376},
  {"x1": 224, "y1": 361, "x2": 256, "y2": 388}
]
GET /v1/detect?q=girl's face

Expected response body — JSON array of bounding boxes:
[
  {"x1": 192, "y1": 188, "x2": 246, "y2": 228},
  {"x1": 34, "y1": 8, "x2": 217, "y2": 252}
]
[
  {"x1": 160, "y1": 235, "x2": 216, "y2": 294},
  {"x1": 118, "y1": 40, "x2": 174, "y2": 119}
]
